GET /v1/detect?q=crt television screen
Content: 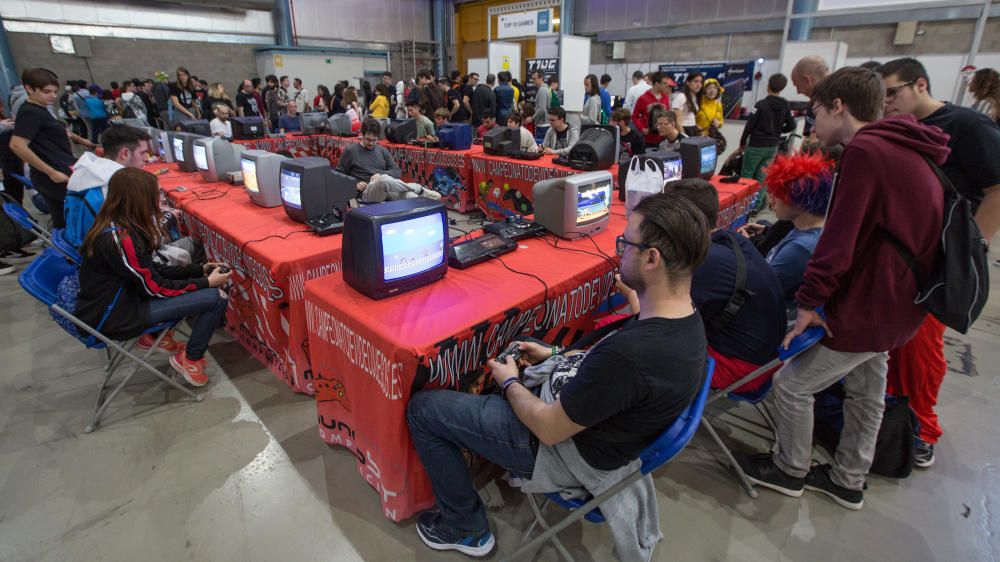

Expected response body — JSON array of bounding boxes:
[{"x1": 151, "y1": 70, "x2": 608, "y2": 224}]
[
  {"x1": 173, "y1": 138, "x2": 185, "y2": 161},
  {"x1": 280, "y1": 169, "x2": 302, "y2": 208},
  {"x1": 700, "y1": 145, "x2": 716, "y2": 175},
  {"x1": 241, "y1": 158, "x2": 259, "y2": 193},
  {"x1": 380, "y1": 214, "x2": 445, "y2": 282},
  {"x1": 577, "y1": 179, "x2": 612, "y2": 225},
  {"x1": 663, "y1": 158, "x2": 683, "y2": 183},
  {"x1": 193, "y1": 144, "x2": 208, "y2": 170}
]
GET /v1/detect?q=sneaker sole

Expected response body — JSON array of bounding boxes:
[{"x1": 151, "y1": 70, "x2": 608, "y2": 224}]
[
  {"x1": 915, "y1": 456, "x2": 935, "y2": 468},
  {"x1": 168, "y1": 355, "x2": 209, "y2": 388},
  {"x1": 804, "y1": 484, "x2": 864, "y2": 510},
  {"x1": 416, "y1": 524, "x2": 494, "y2": 558},
  {"x1": 744, "y1": 474, "x2": 804, "y2": 498}
]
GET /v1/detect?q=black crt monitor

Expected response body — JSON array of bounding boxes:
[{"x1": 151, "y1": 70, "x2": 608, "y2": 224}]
[
  {"x1": 533, "y1": 170, "x2": 613, "y2": 239},
  {"x1": 178, "y1": 119, "x2": 211, "y2": 137},
  {"x1": 278, "y1": 156, "x2": 357, "y2": 223},
  {"x1": 195, "y1": 137, "x2": 244, "y2": 182},
  {"x1": 158, "y1": 130, "x2": 175, "y2": 163},
  {"x1": 328, "y1": 114, "x2": 354, "y2": 136},
  {"x1": 482, "y1": 126, "x2": 518, "y2": 155},
  {"x1": 121, "y1": 118, "x2": 146, "y2": 128},
  {"x1": 386, "y1": 119, "x2": 417, "y2": 144},
  {"x1": 567, "y1": 125, "x2": 619, "y2": 171},
  {"x1": 679, "y1": 136, "x2": 717, "y2": 179},
  {"x1": 437, "y1": 123, "x2": 473, "y2": 150},
  {"x1": 173, "y1": 132, "x2": 205, "y2": 173},
  {"x1": 300, "y1": 112, "x2": 329, "y2": 134},
  {"x1": 617, "y1": 150, "x2": 682, "y2": 201},
  {"x1": 231, "y1": 116, "x2": 266, "y2": 140},
  {"x1": 342, "y1": 198, "x2": 449, "y2": 300},
  {"x1": 241, "y1": 149, "x2": 288, "y2": 208}
]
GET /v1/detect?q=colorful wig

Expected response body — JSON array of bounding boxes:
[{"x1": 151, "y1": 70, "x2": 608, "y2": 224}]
[{"x1": 764, "y1": 152, "x2": 835, "y2": 216}]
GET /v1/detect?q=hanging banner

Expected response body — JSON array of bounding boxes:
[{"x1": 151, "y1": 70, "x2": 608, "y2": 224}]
[
  {"x1": 526, "y1": 58, "x2": 559, "y2": 80},
  {"x1": 659, "y1": 60, "x2": 757, "y2": 118},
  {"x1": 498, "y1": 8, "x2": 554, "y2": 39}
]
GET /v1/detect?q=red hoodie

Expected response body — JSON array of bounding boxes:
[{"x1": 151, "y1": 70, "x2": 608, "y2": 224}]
[
  {"x1": 633, "y1": 89, "x2": 670, "y2": 144},
  {"x1": 795, "y1": 114, "x2": 950, "y2": 353}
]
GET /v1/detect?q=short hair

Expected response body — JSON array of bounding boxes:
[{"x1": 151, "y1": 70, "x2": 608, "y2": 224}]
[
  {"x1": 880, "y1": 57, "x2": 931, "y2": 93},
  {"x1": 498, "y1": 71, "x2": 511, "y2": 83},
  {"x1": 507, "y1": 112, "x2": 523, "y2": 126},
  {"x1": 633, "y1": 192, "x2": 710, "y2": 282},
  {"x1": 449, "y1": 70, "x2": 461, "y2": 81},
  {"x1": 405, "y1": 98, "x2": 422, "y2": 109},
  {"x1": 469, "y1": 72, "x2": 479, "y2": 80},
  {"x1": 486, "y1": 74, "x2": 496, "y2": 85},
  {"x1": 417, "y1": 69, "x2": 433, "y2": 80},
  {"x1": 279, "y1": 75, "x2": 288, "y2": 82},
  {"x1": 102, "y1": 126, "x2": 151, "y2": 160},
  {"x1": 611, "y1": 108, "x2": 631, "y2": 123},
  {"x1": 664, "y1": 178, "x2": 719, "y2": 228},
  {"x1": 811, "y1": 66, "x2": 884, "y2": 123},
  {"x1": 768, "y1": 73, "x2": 788, "y2": 93},
  {"x1": 294, "y1": 77, "x2": 302, "y2": 84},
  {"x1": 521, "y1": 102, "x2": 535, "y2": 115},
  {"x1": 792, "y1": 56, "x2": 829, "y2": 80},
  {"x1": 360, "y1": 118, "x2": 381, "y2": 137},
  {"x1": 547, "y1": 76, "x2": 559, "y2": 86},
  {"x1": 764, "y1": 152, "x2": 836, "y2": 216},
  {"x1": 433, "y1": 107, "x2": 450, "y2": 120},
  {"x1": 600, "y1": 74, "x2": 612, "y2": 85},
  {"x1": 547, "y1": 106, "x2": 566, "y2": 121},
  {"x1": 251, "y1": 77, "x2": 261, "y2": 88},
  {"x1": 531, "y1": 70, "x2": 544, "y2": 80},
  {"x1": 482, "y1": 111, "x2": 495, "y2": 120},
  {"x1": 649, "y1": 71, "x2": 665, "y2": 85},
  {"x1": 22, "y1": 68, "x2": 59, "y2": 90},
  {"x1": 859, "y1": 61, "x2": 882, "y2": 73},
  {"x1": 382, "y1": 71, "x2": 392, "y2": 78},
  {"x1": 632, "y1": 70, "x2": 645, "y2": 80},
  {"x1": 654, "y1": 108, "x2": 678, "y2": 127},
  {"x1": 265, "y1": 74, "x2": 278, "y2": 83},
  {"x1": 110, "y1": 81, "x2": 119, "y2": 88}
]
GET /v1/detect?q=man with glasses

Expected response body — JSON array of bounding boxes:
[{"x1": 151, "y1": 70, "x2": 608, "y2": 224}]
[
  {"x1": 735, "y1": 67, "x2": 948, "y2": 511},
  {"x1": 540, "y1": 107, "x2": 579, "y2": 155},
  {"x1": 336, "y1": 118, "x2": 440, "y2": 203},
  {"x1": 878, "y1": 57, "x2": 1000, "y2": 469},
  {"x1": 407, "y1": 192, "x2": 709, "y2": 559}
]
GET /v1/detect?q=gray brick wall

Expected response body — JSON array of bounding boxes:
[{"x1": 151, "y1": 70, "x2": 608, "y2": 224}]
[
  {"x1": 9, "y1": 32, "x2": 263, "y2": 90},
  {"x1": 592, "y1": 31, "x2": 782, "y2": 65}
]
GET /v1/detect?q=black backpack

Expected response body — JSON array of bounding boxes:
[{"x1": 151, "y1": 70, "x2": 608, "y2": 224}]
[{"x1": 884, "y1": 155, "x2": 989, "y2": 334}]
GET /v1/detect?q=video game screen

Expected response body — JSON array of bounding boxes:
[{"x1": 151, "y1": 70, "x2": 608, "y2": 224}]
[
  {"x1": 241, "y1": 158, "x2": 259, "y2": 193},
  {"x1": 663, "y1": 157, "x2": 683, "y2": 184},
  {"x1": 380, "y1": 214, "x2": 445, "y2": 281},
  {"x1": 173, "y1": 137, "x2": 185, "y2": 162},
  {"x1": 700, "y1": 145, "x2": 717, "y2": 175},
  {"x1": 577, "y1": 179, "x2": 612, "y2": 224},
  {"x1": 280, "y1": 168, "x2": 302, "y2": 209},
  {"x1": 193, "y1": 144, "x2": 208, "y2": 170}
]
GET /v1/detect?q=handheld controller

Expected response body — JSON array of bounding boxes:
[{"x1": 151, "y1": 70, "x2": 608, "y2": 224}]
[{"x1": 496, "y1": 342, "x2": 522, "y2": 364}]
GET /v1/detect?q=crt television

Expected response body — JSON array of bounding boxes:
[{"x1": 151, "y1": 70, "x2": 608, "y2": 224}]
[
  {"x1": 173, "y1": 132, "x2": 204, "y2": 173},
  {"x1": 386, "y1": 119, "x2": 417, "y2": 144},
  {"x1": 300, "y1": 112, "x2": 328, "y2": 134},
  {"x1": 328, "y1": 114, "x2": 354, "y2": 136},
  {"x1": 617, "y1": 150, "x2": 682, "y2": 201},
  {"x1": 232, "y1": 116, "x2": 266, "y2": 140},
  {"x1": 178, "y1": 119, "x2": 211, "y2": 136},
  {"x1": 679, "y1": 136, "x2": 717, "y2": 179},
  {"x1": 342, "y1": 198, "x2": 449, "y2": 300},
  {"x1": 195, "y1": 137, "x2": 244, "y2": 182},
  {"x1": 278, "y1": 157, "x2": 357, "y2": 223},
  {"x1": 568, "y1": 125, "x2": 619, "y2": 171},
  {"x1": 241, "y1": 150, "x2": 288, "y2": 207},
  {"x1": 482, "y1": 126, "x2": 517, "y2": 155},
  {"x1": 533, "y1": 170, "x2": 613, "y2": 239},
  {"x1": 156, "y1": 130, "x2": 174, "y2": 163},
  {"x1": 437, "y1": 123, "x2": 472, "y2": 150}
]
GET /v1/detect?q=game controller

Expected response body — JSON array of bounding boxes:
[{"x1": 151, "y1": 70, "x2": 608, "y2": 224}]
[
  {"x1": 217, "y1": 266, "x2": 231, "y2": 274},
  {"x1": 496, "y1": 342, "x2": 522, "y2": 364}
]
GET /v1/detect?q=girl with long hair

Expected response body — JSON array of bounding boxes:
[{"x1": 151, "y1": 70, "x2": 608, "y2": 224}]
[
  {"x1": 169, "y1": 66, "x2": 199, "y2": 124},
  {"x1": 672, "y1": 72, "x2": 703, "y2": 136},
  {"x1": 580, "y1": 73, "x2": 602, "y2": 125},
  {"x1": 314, "y1": 84, "x2": 332, "y2": 113},
  {"x1": 204, "y1": 82, "x2": 235, "y2": 117},
  {"x1": 969, "y1": 68, "x2": 1000, "y2": 123},
  {"x1": 77, "y1": 168, "x2": 231, "y2": 386}
]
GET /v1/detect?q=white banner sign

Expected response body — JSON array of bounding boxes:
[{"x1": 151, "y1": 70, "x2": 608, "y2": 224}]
[{"x1": 497, "y1": 8, "x2": 553, "y2": 39}]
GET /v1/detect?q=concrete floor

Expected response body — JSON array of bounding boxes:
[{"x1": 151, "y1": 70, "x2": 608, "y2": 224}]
[{"x1": 3, "y1": 233, "x2": 1000, "y2": 560}]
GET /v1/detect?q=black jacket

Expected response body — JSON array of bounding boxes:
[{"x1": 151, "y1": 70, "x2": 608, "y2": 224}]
[
  {"x1": 740, "y1": 95, "x2": 796, "y2": 148},
  {"x1": 471, "y1": 84, "x2": 497, "y2": 126},
  {"x1": 77, "y1": 225, "x2": 208, "y2": 340}
]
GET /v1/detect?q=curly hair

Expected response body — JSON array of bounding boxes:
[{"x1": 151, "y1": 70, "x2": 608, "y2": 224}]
[{"x1": 764, "y1": 152, "x2": 835, "y2": 216}]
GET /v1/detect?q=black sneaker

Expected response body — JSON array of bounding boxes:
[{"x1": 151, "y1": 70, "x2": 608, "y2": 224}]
[
  {"x1": 805, "y1": 464, "x2": 864, "y2": 510},
  {"x1": 415, "y1": 511, "x2": 495, "y2": 558},
  {"x1": 0, "y1": 261, "x2": 14, "y2": 276},
  {"x1": 734, "y1": 451, "x2": 805, "y2": 497},
  {"x1": 914, "y1": 438, "x2": 935, "y2": 468}
]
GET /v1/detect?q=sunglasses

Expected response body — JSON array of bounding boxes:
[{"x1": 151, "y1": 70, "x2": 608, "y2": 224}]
[
  {"x1": 615, "y1": 235, "x2": 649, "y2": 256},
  {"x1": 885, "y1": 80, "x2": 915, "y2": 99}
]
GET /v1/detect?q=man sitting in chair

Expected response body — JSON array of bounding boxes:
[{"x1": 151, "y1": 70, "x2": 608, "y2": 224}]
[
  {"x1": 336, "y1": 118, "x2": 440, "y2": 203},
  {"x1": 407, "y1": 193, "x2": 709, "y2": 560}
]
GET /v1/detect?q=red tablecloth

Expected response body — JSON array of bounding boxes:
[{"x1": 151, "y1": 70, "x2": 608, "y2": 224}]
[
  {"x1": 233, "y1": 134, "x2": 361, "y2": 168},
  {"x1": 154, "y1": 163, "x2": 342, "y2": 394},
  {"x1": 381, "y1": 142, "x2": 483, "y2": 212}
]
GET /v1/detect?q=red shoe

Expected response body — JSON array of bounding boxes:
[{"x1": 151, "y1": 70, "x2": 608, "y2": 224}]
[
  {"x1": 169, "y1": 351, "x2": 210, "y2": 387},
  {"x1": 136, "y1": 330, "x2": 185, "y2": 354}
]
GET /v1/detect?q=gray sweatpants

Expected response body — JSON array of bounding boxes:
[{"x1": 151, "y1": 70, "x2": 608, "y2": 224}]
[
  {"x1": 360, "y1": 177, "x2": 424, "y2": 203},
  {"x1": 770, "y1": 344, "x2": 889, "y2": 491}
]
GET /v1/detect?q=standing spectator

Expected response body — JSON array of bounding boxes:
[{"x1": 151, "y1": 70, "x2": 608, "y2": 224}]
[
  {"x1": 381, "y1": 72, "x2": 397, "y2": 116},
  {"x1": 580, "y1": 74, "x2": 603, "y2": 126},
  {"x1": 599, "y1": 74, "x2": 613, "y2": 116},
  {"x1": 624, "y1": 70, "x2": 651, "y2": 110},
  {"x1": 697, "y1": 78, "x2": 725, "y2": 136},
  {"x1": 313, "y1": 84, "x2": 331, "y2": 113},
  {"x1": 203, "y1": 83, "x2": 234, "y2": 117},
  {"x1": 791, "y1": 56, "x2": 830, "y2": 144},
  {"x1": 417, "y1": 69, "x2": 447, "y2": 117},
  {"x1": 344, "y1": 87, "x2": 363, "y2": 132},
  {"x1": 547, "y1": 75, "x2": 561, "y2": 109},
  {"x1": 118, "y1": 81, "x2": 148, "y2": 125},
  {"x1": 739, "y1": 73, "x2": 797, "y2": 190},
  {"x1": 735, "y1": 67, "x2": 948, "y2": 511},
  {"x1": 494, "y1": 72, "x2": 515, "y2": 124},
  {"x1": 152, "y1": 73, "x2": 171, "y2": 127},
  {"x1": 109, "y1": 81, "x2": 120, "y2": 100},
  {"x1": 541, "y1": 107, "x2": 579, "y2": 155},
  {"x1": 611, "y1": 108, "x2": 645, "y2": 162},
  {"x1": 289, "y1": 78, "x2": 309, "y2": 113},
  {"x1": 361, "y1": 80, "x2": 373, "y2": 110},
  {"x1": 264, "y1": 75, "x2": 287, "y2": 130},
  {"x1": 672, "y1": 72, "x2": 703, "y2": 136},
  {"x1": 138, "y1": 79, "x2": 160, "y2": 128},
  {"x1": 330, "y1": 82, "x2": 347, "y2": 115},
  {"x1": 447, "y1": 80, "x2": 468, "y2": 122},
  {"x1": 634, "y1": 72, "x2": 675, "y2": 145},
  {"x1": 250, "y1": 78, "x2": 266, "y2": 121},
  {"x1": 84, "y1": 87, "x2": 109, "y2": 143},
  {"x1": 511, "y1": 78, "x2": 522, "y2": 107},
  {"x1": 102, "y1": 90, "x2": 120, "y2": 122},
  {"x1": 472, "y1": 74, "x2": 497, "y2": 127},
  {"x1": 210, "y1": 104, "x2": 233, "y2": 138},
  {"x1": 235, "y1": 79, "x2": 264, "y2": 120},
  {"x1": 968, "y1": 68, "x2": 1000, "y2": 124},
  {"x1": 369, "y1": 84, "x2": 390, "y2": 118},
  {"x1": 169, "y1": 66, "x2": 199, "y2": 125},
  {"x1": 461, "y1": 73, "x2": 477, "y2": 123},
  {"x1": 531, "y1": 70, "x2": 550, "y2": 126}
]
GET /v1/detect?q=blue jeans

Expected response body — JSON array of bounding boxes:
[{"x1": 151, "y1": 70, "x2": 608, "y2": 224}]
[
  {"x1": 147, "y1": 287, "x2": 228, "y2": 360},
  {"x1": 89, "y1": 118, "x2": 108, "y2": 144},
  {"x1": 407, "y1": 390, "x2": 537, "y2": 534}
]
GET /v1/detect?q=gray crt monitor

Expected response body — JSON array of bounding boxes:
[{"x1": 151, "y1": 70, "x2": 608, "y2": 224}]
[
  {"x1": 241, "y1": 149, "x2": 287, "y2": 208},
  {"x1": 532, "y1": 170, "x2": 613, "y2": 239},
  {"x1": 195, "y1": 137, "x2": 245, "y2": 182}
]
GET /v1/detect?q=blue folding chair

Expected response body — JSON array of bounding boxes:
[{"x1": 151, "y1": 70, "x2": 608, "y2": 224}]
[
  {"x1": 51, "y1": 228, "x2": 82, "y2": 264},
  {"x1": 699, "y1": 325, "x2": 826, "y2": 498},
  {"x1": 506, "y1": 357, "x2": 716, "y2": 562},
  {"x1": 3, "y1": 197, "x2": 53, "y2": 247},
  {"x1": 19, "y1": 248, "x2": 202, "y2": 433},
  {"x1": 9, "y1": 172, "x2": 33, "y2": 190}
]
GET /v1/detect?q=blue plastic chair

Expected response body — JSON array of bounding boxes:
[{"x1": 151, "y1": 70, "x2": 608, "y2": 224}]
[
  {"x1": 19, "y1": 249, "x2": 201, "y2": 433},
  {"x1": 507, "y1": 357, "x2": 716, "y2": 562},
  {"x1": 699, "y1": 324, "x2": 826, "y2": 498},
  {"x1": 51, "y1": 228, "x2": 82, "y2": 264},
  {"x1": 9, "y1": 172, "x2": 33, "y2": 189}
]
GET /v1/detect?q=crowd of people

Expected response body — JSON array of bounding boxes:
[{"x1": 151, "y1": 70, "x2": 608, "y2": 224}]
[{"x1": 0, "y1": 53, "x2": 997, "y2": 560}]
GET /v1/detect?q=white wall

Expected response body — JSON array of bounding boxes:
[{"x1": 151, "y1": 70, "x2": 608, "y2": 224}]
[
  {"x1": 256, "y1": 50, "x2": 388, "y2": 93},
  {"x1": 290, "y1": 0, "x2": 431, "y2": 43}
]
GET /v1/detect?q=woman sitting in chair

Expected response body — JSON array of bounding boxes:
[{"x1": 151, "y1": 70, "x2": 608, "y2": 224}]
[{"x1": 76, "y1": 167, "x2": 231, "y2": 387}]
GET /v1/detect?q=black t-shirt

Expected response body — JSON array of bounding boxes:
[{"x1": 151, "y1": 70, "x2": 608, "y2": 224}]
[
  {"x1": 921, "y1": 102, "x2": 1000, "y2": 212},
  {"x1": 448, "y1": 88, "x2": 468, "y2": 122},
  {"x1": 13, "y1": 102, "x2": 74, "y2": 175},
  {"x1": 330, "y1": 95, "x2": 346, "y2": 115},
  {"x1": 168, "y1": 82, "x2": 195, "y2": 111},
  {"x1": 557, "y1": 314, "x2": 707, "y2": 470},
  {"x1": 619, "y1": 127, "x2": 646, "y2": 160},
  {"x1": 236, "y1": 91, "x2": 261, "y2": 118}
]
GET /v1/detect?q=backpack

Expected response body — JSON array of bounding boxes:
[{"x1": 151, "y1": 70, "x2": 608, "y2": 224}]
[
  {"x1": 884, "y1": 155, "x2": 990, "y2": 334},
  {"x1": 51, "y1": 256, "x2": 124, "y2": 346},
  {"x1": 0, "y1": 193, "x2": 38, "y2": 251},
  {"x1": 64, "y1": 186, "x2": 105, "y2": 248},
  {"x1": 708, "y1": 232, "x2": 749, "y2": 333}
]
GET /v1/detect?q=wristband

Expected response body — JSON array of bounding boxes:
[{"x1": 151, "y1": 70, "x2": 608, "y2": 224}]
[
  {"x1": 550, "y1": 345, "x2": 562, "y2": 357},
  {"x1": 501, "y1": 377, "x2": 523, "y2": 399}
]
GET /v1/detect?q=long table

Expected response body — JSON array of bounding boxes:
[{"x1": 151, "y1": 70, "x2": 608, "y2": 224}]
[
  {"x1": 381, "y1": 142, "x2": 483, "y2": 212},
  {"x1": 234, "y1": 133, "x2": 361, "y2": 168}
]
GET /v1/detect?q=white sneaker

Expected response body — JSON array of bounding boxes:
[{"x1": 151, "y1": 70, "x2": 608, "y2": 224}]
[
  {"x1": 419, "y1": 187, "x2": 442, "y2": 201},
  {"x1": 0, "y1": 261, "x2": 15, "y2": 276}
]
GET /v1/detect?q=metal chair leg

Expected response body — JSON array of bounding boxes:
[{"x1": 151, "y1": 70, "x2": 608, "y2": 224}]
[
  {"x1": 94, "y1": 335, "x2": 160, "y2": 414},
  {"x1": 522, "y1": 494, "x2": 574, "y2": 562},
  {"x1": 700, "y1": 418, "x2": 758, "y2": 498}
]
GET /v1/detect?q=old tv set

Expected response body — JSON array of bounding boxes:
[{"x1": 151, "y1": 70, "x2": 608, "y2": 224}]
[
  {"x1": 232, "y1": 116, "x2": 265, "y2": 140},
  {"x1": 533, "y1": 170, "x2": 613, "y2": 238},
  {"x1": 278, "y1": 157, "x2": 356, "y2": 223},
  {"x1": 241, "y1": 150, "x2": 287, "y2": 207},
  {"x1": 195, "y1": 137, "x2": 244, "y2": 182},
  {"x1": 679, "y1": 136, "x2": 717, "y2": 179},
  {"x1": 482, "y1": 126, "x2": 517, "y2": 155},
  {"x1": 121, "y1": 118, "x2": 146, "y2": 129},
  {"x1": 617, "y1": 150, "x2": 682, "y2": 201},
  {"x1": 342, "y1": 198, "x2": 448, "y2": 300},
  {"x1": 567, "y1": 125, "x2": 619, "y2": 171},
  {"x1": 155, "y1": 130, "x2": 174, "y2": 163},
  {"x1": 328, "y1": 114, "x2": 354, "y2": 136},
  {"x1": 299, "y1": 112, "x2": 328, "y2": 134},
  {"x1": 173, "y1": 132, "x2": 204, "y2": 173},
  {"x1": 178, "y1": 119, "x2": 211, "y2": 136},
  {"x1": 437, "y1": 123, "x2": 472, "y2": 150},
  {"x1": 386, "y1": 119, "x2": 417, "y2": 144}
]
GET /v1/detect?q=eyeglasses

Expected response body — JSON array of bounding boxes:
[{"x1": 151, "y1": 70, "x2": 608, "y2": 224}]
[
  {"x1": 615, "y1": 235, "x2": 649, "y2": 256},
  {"x1": 885, "y1": 80, "x2": 915, "y2": 100},
  {"x1": 361, "y1": 136, "x2": 379, "y2": 144}
]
